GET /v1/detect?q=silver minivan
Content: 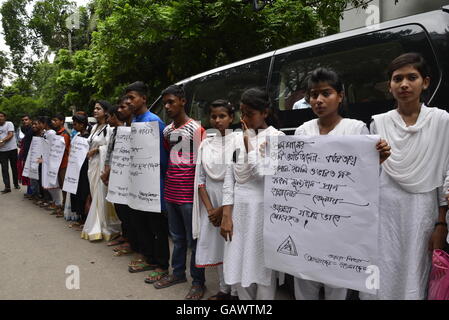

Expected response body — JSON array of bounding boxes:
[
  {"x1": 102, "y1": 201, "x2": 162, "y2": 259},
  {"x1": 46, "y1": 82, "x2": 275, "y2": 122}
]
[{"x1": 151, "y1": 6, "x2": 449, "y2": 134}]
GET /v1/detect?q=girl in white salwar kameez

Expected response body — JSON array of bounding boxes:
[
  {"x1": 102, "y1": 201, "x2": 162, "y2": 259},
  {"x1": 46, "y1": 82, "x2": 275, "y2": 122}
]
[
  {"x1": 81, "y1": 101, "x2": 121, "y2": 241},
  {"x1": 220, "y1": 88, "x2": 285, "y2": 300},
  {"x1": 192, "y1": 100, "x2": 238, "y2": 300},
  {"x1": 361, "y1": 53, "x2": 449, "y2": 300},
  {"x1": 293, "y1": 68, "x2": 391, "y2": 300}
]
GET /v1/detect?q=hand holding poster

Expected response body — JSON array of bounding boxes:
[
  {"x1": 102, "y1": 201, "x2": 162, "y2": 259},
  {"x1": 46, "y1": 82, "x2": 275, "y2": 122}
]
[
  {"x1": 263, "y1": 135, "x2": 379, "y2": 294},
  {"x1": 47, "y1": 135, "x2": 66, "y2": 186},
  {"x1": 127, "y1": 122, "x2": 161, "y2": 212},
  {"x1": 106, "y1": 127, "x2": 131, "y2": 204},
  {"x1": 63, "y1": 135, "x2": 89, "y2": 194},
  {"x1": 42, "y1": 132, "x2": 59, "y2": 189},
  {"x1": 23, "y1": 137, "x2": 43, "y2": 180}
]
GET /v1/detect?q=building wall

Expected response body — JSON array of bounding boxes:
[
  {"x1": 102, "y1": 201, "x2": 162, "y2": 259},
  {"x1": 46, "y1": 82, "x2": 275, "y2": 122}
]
[{"x1": 340, "y1": 0, "x2": 449, "y2": 32}]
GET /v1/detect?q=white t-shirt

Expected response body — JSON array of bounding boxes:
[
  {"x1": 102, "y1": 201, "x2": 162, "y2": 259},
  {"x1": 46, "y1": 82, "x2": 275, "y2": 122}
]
[{"x1": 0, "y1": 121, "x2": 17, "y2": 151}]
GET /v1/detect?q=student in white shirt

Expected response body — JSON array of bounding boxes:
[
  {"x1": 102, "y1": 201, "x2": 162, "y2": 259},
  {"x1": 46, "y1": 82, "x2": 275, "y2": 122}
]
[{"x1": 294, "y1": 68, "x2": 390, "y2": 300}]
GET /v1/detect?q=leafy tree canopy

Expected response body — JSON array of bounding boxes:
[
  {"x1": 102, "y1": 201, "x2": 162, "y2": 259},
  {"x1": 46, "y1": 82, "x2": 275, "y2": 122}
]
[{"x1": 0, "y1": 0, "x2": 379, "y2": 115}]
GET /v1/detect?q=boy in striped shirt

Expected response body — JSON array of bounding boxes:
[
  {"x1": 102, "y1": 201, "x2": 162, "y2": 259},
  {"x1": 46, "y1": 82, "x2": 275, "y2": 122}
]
[{"x1": 154, "y1": 85, "x2": 206, "y2": 300}]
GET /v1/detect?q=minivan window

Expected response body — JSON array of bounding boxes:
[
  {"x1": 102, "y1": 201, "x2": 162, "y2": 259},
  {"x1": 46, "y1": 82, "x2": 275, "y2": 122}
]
[
  {"x1": 184, "y1": 58, "x2": 272, "y2": 129},
  {"x1": 150, "y1": 96, "x2": 168, "y2": 124},
  {"x1": 270, "y1": 24, "x2": 440, "y2": 131}
]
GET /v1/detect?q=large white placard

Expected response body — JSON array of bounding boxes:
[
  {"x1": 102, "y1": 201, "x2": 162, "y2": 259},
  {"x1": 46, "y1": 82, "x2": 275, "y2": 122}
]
[
  {"x1": 42, "y1": 130, "x2": 59, "y2": 189},
  {"x1": 127, "y1": 122, "x2": 161, "y2": 212},
  {"x1": 263, "y1": 135, "x2": 379, "y2": 294},
  {"x1": 23, "y1": 137, "x2": 43, "y2": 180},
  {"x1": 63, "y1": 135, "x2": 89, "y2": 194},
  {"x1": 106, "y1": 126, "x2": 131, "y2": 205},
  {"x1": 48, "y1": 135, "x2": 65, "y2": 186}
]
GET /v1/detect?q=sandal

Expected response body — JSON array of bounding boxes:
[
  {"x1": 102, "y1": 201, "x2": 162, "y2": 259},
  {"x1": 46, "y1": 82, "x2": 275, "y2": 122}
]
[
  {"x1": 107, "y1": 238, "x2": 126, "y2": 247},
  {"x1": 113, "y1": 243, "x2": 131, "y2": 252},
  {"x1": 46, "y1": 204, "x2": 58, "y2": 211},
  {"x1": 128, "y1": 258, "x2": 145, "y2": 266},
  {"x1": 68, "y1": 222, "x2": 81, "y2": 228},
  {"x1": 128, "y1": 262, "x2": 157, "y2": 273},
  {"x1": 112, "y1": 247, "x2": 134, "y2": 256},
  {"x1": 185, "y1": 285, "x2": 206, "y2": 300},
  {"x1": 144, "y1": 270, "x2": 169, "y2": 284},
  {"x1": 208, "y1": 291, "x2": 231, "y2": 300},
  {"x1": 153, "y1": 274, "x2": 187, "y2": 289},
  {"x1": 74, "y1": 224, "x2": 84, "y2": 231},
  {"x1": 40, "y1": 201, "x2": 52, "y2": 207}
]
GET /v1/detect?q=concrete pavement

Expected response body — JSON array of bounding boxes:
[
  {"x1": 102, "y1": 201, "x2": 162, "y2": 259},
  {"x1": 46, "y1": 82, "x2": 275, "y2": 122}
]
[
  {"x1": 0, "y1": 187, "x2": 292, "y2": 300},
  {"x1": 0, "y1": 187, "x2": 221, "y2": 300}
]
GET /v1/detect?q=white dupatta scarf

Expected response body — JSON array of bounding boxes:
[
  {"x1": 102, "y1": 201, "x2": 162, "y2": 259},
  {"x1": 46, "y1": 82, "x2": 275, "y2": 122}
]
[
  {"x1": 373, "y1": 104, "x2": 449, "y2": 193},
  {"x1": 192, "y1": 132, "x2": 238, "y2": 239},
  {"x1": 234, "y1": 126, "x2": 283, "y2": 184}
]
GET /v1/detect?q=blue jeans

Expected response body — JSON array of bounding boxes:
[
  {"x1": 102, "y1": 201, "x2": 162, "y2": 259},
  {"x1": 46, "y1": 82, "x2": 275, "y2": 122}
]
[{"x1": 166, "y1": 201, "x2": 205, "y2": 286}]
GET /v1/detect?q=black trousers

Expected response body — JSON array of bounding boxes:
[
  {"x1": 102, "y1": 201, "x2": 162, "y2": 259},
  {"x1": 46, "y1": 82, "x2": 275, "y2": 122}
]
[
  {"x1": 130, "y1": 209, "x2": 170, "y2": 270},
  {"x1": 114, "y1": 204, "x2": 139, "y2": 250},
  {"x1": 71, "y1": 159, "x2": 89, "y2": 220},
  {"x1": 0, "y1": 149, "x2": 18, "y2": 189},
  {"x1": 38, "y1": 163, "x2": 51, "y2": 201}
]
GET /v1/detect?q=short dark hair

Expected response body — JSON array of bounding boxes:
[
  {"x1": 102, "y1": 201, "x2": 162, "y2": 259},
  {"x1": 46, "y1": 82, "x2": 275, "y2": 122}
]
[
  {"x1": 0, "y1": 111, "x2": 6, "y2": 117},
  {"x1": 125, "y1": 81, "x2": 148, "y2": 98},
  {"x1": 53, "y1": 113, "x2": 65, "y2": 122},
  {"x1": 240, "y1": 88, "x2": 279, "y2": 128},
  {"x1": 37, "y1": 116, "x2": 52, "y2": 126},
  {"x1": 306, "y1": 68, "x2": 343, "y2": 94},
  {"x1": 108, "y1": 105, "x2": 121, "y2": 118},
  {"x1": 22, "y1": 114, "x2": 31, "y2": 119},
  {"x1": 72, "y1": 114, "x2": 88, "y2": 127},
  {"x1": 161, "y1": 84, "x2": 185, "y2": 99},
  {"x1": 96, "y1": 100, "x2": 112, "y2": 113},
  {"x1": 387, "y1": 52, "x2": 431, "y2": 80},
  {"x1": 306, "y1": 68, "x2": 347, "y2": 116},
  {"x1": 209, "y1": 99, "x2": 234, "y2": 117},
  {"x1": 75, "y1": 111, "x2": 87, "y2": 117},
  {"x1": 116, "y1": 96, "x2": 127, "y2": 105}
]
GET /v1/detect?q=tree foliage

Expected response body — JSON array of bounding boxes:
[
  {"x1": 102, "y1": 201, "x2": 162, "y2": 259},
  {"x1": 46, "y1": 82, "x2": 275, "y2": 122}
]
[{"x1": 0, "y1": 0, "x2": 379, "y2": 114}]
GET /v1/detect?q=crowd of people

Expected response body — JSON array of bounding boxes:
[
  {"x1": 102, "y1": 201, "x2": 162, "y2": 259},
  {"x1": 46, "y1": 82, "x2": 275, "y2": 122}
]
[{"x1": 0, "y1": 52, "x2": 448, "y2": 300}]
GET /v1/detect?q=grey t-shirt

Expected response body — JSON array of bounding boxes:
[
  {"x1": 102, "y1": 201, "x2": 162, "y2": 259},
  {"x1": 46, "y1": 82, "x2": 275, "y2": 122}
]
[{"x1": 0, "y1": 121, "x2": 17, "y2": 151}]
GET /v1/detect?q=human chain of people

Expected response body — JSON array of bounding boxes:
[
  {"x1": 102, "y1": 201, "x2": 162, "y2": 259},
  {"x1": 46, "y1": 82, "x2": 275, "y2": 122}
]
[{"x1": 1, "y1": 53, "x2": 449, "y2": 301}]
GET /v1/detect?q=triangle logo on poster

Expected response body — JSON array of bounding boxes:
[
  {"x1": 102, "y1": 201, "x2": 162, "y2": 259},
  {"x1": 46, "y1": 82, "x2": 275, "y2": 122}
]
[{"x1": 277, "y1": 235, "x2": 298, "y2": 256}]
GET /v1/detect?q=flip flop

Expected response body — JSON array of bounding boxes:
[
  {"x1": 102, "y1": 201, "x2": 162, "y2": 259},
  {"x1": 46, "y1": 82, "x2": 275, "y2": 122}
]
[
  {"x1": 144, "y1": 270, "x2": 169, "y2": 284},
  {"x1": 113, "y1": 243, "x2": 131, "y2": 252},
  {"x1": 107, "y1": 238, "x2": 126, "y2": 247},
  {"x1": 185, "y1": 285, "x2": 206, "y2": 300},
  {"x1": 128, "y1": 262, "x2": 157, "y2": 273},
  {"x1": 153, "y1": 275, "x2": 187, "y2": 289},
  {"x1": 74, "y1": 224, "x2": 84, "y2": 231},
  {"x1": 112, "y1": 247, "x2": 134, "y2": 256},
  {"x1": 128, "y1": 258, "x2": 145, "y2": 266}
]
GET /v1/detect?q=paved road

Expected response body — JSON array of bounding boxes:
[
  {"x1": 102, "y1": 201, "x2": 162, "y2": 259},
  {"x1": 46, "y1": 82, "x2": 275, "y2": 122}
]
[
  {"x1": 0, "y1": 187, "x2": 292, "y2": 300},
  {"x1": 0, "y1": 187, "x2": 221, "y2": 300}
]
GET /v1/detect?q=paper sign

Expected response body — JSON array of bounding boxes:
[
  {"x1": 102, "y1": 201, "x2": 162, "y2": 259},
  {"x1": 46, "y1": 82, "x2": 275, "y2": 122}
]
[
  {"x1": 23, "y1": 137, "x2": 43, "y2": 180},
  {"x1": 127, "y1": 122, "x2": 161, "y2": 212},
  {"x1": 263, "y1": 135, "x2": 379, "y2": 294},
  {"x1": 63, "y1": 135, "x2": 89, "y2": 194},
  {"x1": 106, "y1": 127, "x2": 131, "y2": 205},
  {"x1": 48, "y1": 135, "x2": 66, "y2": 186},
  {"x1": 42, "y1": 131, "x2": 60, "y2": 189}
]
